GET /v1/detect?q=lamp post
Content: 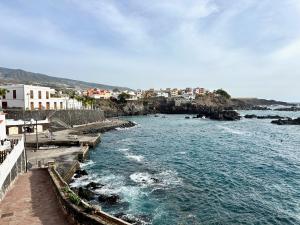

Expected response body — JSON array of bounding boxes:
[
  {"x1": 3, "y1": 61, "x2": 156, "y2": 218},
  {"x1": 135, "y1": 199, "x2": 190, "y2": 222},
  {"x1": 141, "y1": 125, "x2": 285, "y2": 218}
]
[{"x1": 31, "y1": 119, "x2": 38, "y2": 151}]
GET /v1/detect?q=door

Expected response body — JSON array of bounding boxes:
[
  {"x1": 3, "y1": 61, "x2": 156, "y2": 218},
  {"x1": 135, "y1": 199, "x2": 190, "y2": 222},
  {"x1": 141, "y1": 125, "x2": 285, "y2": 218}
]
[
  {"x1": 2, "y1": 102, "x2": 7, "y2": 109},
  {"x1": 30, "y1": 102, "x2": 34, "y2": 110}
]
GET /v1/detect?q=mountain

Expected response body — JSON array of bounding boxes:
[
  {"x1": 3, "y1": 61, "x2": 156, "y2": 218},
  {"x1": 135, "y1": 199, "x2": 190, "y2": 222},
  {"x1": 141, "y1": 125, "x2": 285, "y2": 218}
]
[{"x1": 0, "y1": 67, "x2": 131, "y2": 91}]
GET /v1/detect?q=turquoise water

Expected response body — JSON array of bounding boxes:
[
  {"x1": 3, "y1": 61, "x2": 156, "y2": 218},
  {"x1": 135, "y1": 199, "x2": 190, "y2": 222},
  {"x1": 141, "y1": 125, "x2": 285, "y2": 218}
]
[{"x1": 79, "y1": 111, "x2": 300, "y2": 224}]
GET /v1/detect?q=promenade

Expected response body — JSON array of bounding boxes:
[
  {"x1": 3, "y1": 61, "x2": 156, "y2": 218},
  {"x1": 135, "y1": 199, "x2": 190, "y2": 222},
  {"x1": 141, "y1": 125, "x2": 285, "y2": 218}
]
[{"x1": 0, "y1": 169, "x2": 71, "y2": 225}]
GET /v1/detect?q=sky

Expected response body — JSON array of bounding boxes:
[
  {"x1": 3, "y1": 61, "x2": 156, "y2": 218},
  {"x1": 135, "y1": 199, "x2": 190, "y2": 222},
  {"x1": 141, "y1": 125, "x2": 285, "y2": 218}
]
[{"x1": 0, "y1": 0, "x2": 300, "y2": 101}]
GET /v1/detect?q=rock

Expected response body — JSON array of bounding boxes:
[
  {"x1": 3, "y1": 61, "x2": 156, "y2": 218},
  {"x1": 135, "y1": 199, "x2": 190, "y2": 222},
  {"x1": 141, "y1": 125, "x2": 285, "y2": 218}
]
[
  {"x1": 196, "y1": 108, "x2": 241, "y2": 121},
  {"x1": 98, "y1": 193, "x2": 120, "y2": 204},
  {"x1": 74, "y1": 169, "x2": 88, "y2": 178},
  {"x1": 271, "y1": 117, "x2": 300, "y2": 125},
  {"x1": 244, "y1": 114, "x2": 257, "y2": 119},
  {"x1": 185, "y1": 116, "x2": 190, "y2": 119},
  {"x1": 274, "y1": 107, "x2": 300, "y2": 111},
  {"x1": 244, "y1": 115, "x2": 290, "y2": 119},
  {"x1": 85, "y1": 182, "x2": 104, "y2": 190},
  {"x1": 150, "y1": 177, "x2": 159, "y2": 183},
  {"x1": 114, "y1": 213, "x2": 150, "y2": 225},
  {"x1": 78, "y1": 187, "x2": 94, "y2": 201}
]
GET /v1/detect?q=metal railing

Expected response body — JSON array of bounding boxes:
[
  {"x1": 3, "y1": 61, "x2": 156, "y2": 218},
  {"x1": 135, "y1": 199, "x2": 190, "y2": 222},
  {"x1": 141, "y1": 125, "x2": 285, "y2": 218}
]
[{"x1": 0, "y1": 137, "x2": 26, "y2": 200}]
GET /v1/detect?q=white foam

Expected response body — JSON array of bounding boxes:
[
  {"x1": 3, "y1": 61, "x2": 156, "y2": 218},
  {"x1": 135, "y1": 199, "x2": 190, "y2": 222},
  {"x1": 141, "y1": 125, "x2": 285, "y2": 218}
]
[
  {"x1": 118, "y1": 148, "x2": 129, "y2": 152},
  {"x1": 80, "y1": 160, "x2": 95, "y2": 168},
  {"x1": 130, "y1": 172, "x2": 156, "y2": 186},
  {"x1": 218, "y1": 125, "x2": 247, "y2": 135},
  {"x1": 125, "y1": 153, "x2": 144, "y2": 162},
  {"x1": 130, "y1": 170, "x2": 182, "y2": 188}
]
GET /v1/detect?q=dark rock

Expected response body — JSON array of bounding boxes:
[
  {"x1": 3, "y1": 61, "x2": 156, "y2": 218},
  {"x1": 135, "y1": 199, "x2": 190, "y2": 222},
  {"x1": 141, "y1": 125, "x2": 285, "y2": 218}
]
[
  {"x1": 85, "y1": 182, "x2": 104, "y2": 190},
  {"x1": 244, "y1": 115, "x2": 290, "y2": 120},
  {"x1": 244, "y1": 114, "x2": 257, "y2": 119},
  {"x1": 185, "y1": 116, "x2": 190, "y2": 119},
  {"x1": 74, "y1": 169, "x2": 88, "y2": 178},
  {"x1": 98, "y1": 193, "x2": 120, "y2": 204},
  {"x1": 274, "y1": 107, "x2": 300, "y2": 111},
  {"x1": 198, "y1": 109, "x2": 241, "y2": 121},
  {"x1": 150, "y1": 177, "x2": 159, "y2": 183},
  {"x1": 78, "y1": 187, "x2": 94, "y2": 201},
  {"x1": 271, "y1": 117, "x2": 300, "y2": 125},
  {"x1": 114, "y1": 213, "x2": 150, "y2": 225}
]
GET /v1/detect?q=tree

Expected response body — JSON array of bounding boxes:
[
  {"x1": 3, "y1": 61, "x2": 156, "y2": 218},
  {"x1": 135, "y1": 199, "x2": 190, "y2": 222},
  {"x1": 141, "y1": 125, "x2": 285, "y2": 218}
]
[
  {"x1": 118, "y1": 92, "x2": 130, "y2": 103},
  {"x1": 214, "y1": 89, "x2": 231, "y2": 99},
  {"x1": 0, "y1": 88, "x2": 9, "y2": 99},
  {"x1": 112, "y1": 88, "x2": 120, "y2": 93}
]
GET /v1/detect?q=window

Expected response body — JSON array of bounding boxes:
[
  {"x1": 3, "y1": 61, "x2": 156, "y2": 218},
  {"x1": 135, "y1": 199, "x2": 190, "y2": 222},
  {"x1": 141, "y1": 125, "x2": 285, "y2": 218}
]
[
  {"x1": 30, "y1": 90, "x2": 34, "y2": 99},
  {"x1": 30, "y1": 102, "x2": 34, "y2": 110},
  {"x1": 38, "y1": 102, "x2": 42, "y2": 110},
  {"x1": 38, "y1": 91, "x2": 42, "y2": 99},
  {"x1": 13, "y1": 90, "x2": 16, "y2": 99},
  {"x1": 54, "y1": 102, "x2": 57, "y2": 109},
  {"x1": 46, "y1": 91, "x2": 49, "y2": 99},
  {"x1": 60, "y1": 102, "x2": 63, "y2": 109},
  {"x1": 2, "y1": 94, "x2": 5, "y2": 99},
  {"x1": 46, "y1": 102, "x2": 50, "y2": 110}
]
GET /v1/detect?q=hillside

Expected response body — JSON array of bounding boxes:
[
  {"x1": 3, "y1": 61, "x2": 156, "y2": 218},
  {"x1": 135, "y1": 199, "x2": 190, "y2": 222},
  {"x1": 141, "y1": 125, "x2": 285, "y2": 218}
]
[{"x1": 0, "y1": 67, "x2": 131, "y2": 91}]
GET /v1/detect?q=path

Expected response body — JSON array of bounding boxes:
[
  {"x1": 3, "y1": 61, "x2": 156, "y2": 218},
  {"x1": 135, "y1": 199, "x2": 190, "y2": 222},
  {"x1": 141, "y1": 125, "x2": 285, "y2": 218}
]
[{"x1": 0, "y1": 169, "x2": 72, "y2": 225}]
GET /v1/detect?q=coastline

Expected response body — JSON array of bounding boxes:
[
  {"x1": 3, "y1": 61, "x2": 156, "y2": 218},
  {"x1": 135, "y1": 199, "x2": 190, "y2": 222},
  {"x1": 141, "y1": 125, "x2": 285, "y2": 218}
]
[{"x1": 26, "y1": 118, "x2": 136, "y2": 225}]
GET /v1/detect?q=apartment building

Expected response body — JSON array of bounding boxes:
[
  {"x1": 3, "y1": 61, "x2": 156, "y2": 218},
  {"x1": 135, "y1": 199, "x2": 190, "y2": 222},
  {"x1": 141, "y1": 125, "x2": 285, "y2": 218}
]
[{"x1": 0, "y1": 84, "x2": 81, "y2": 110}]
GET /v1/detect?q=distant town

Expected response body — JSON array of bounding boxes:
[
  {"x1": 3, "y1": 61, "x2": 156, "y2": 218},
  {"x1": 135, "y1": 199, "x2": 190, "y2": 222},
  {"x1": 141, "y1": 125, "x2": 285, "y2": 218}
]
[{"x1": 0, "y1": 84, "x2": 212, "y2": 110}]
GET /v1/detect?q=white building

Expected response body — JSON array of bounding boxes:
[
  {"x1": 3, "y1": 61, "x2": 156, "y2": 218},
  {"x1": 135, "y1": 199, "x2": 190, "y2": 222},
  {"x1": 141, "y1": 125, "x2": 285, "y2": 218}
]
[
  {"x1": 0, "y1": 113, "x2": 6, "y2": 140},
  {"x1": 0, "y1": 84, "x2": 82, "y2": 110},
  {"x1": 156, "y1": 91, "x2": 169, "y2": 98}
]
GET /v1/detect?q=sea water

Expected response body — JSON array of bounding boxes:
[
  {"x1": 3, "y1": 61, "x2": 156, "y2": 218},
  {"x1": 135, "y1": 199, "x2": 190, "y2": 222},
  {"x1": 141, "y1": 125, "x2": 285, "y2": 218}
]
[{"x1": 79, "y1": 111, "x2": 300, "y2": 225}]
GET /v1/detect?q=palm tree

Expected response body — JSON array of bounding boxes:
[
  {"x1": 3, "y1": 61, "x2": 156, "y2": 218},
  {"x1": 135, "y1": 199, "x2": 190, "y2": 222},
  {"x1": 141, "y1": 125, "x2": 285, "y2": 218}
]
[{"x1": 0, "y1": 88, "x2": 9, "y2": 99}]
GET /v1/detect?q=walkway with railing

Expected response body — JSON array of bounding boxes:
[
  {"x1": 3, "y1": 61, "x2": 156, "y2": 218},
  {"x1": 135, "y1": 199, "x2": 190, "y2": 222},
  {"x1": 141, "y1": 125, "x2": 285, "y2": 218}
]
[{"x1": 0, "y1": 169, "x2": 71, "y2": 225}]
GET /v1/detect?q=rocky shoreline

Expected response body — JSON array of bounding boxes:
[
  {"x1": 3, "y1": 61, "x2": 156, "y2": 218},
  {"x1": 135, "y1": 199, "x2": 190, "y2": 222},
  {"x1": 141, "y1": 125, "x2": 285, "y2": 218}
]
[{"x1": 271, "y1": 118, "x2": 300, "y2": 125}]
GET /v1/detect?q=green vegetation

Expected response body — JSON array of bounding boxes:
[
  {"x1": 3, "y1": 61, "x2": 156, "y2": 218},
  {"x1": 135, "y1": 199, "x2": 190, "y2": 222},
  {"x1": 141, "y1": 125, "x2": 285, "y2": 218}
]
[
  {"x1": 0, "y1": 88, "x2": 9, "y2": 98},
  {"x1": 214, "y1": 89, "x2": 231, "y2": 99},
  {"x1": 61, "y1": 187, "x2": 81, "y2": 206},
  {"x1": 118, "y1": 92, "x2": 130, "y2": 103}
]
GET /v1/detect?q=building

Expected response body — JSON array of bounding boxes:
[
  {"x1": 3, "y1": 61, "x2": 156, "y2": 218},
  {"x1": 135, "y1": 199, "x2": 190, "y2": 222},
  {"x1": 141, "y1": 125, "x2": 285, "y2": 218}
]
[
  {"x1": 194, "y1": 87, "x2": 206, "y2": 95},
  {"x1": 0, "y1": 84, "x2": 73, "y2": 110},
  {"x1": 170, "y1": 88, "x2": 179, "y2": 97},
  {"x1": 86, "y1": 89, "x2": 112, "y2": 99},
  {"x1": 156, "y1": 91, "x2": 169, "y2": 98},
  {"x1": 0, "y1": 112, "x2": 6, "y2": 140}
]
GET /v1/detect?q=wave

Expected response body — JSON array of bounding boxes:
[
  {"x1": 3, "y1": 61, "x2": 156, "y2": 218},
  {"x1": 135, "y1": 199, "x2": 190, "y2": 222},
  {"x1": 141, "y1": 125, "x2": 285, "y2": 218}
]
[
  {"x1": 125, "y1": 153, "x2": 144, "y2": 162},
  {"x1": 217, "y1": 125, "x2": 248, "y2": 135},
  {"x1": 130, "y1": 170, "x2": 182, "y2": 188},
  {"x1": 80, "y1": 160, "x2": 95, "y2": 168}
]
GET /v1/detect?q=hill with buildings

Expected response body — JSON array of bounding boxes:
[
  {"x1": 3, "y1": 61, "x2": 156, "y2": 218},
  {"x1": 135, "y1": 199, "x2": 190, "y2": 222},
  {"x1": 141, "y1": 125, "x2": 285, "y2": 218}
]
[{"x1": 0, "y1": 67, "x2": 130, "y2": 91}]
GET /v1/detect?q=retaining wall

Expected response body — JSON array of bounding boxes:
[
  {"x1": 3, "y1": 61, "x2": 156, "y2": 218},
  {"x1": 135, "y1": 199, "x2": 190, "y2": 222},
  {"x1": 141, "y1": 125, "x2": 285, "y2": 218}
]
[
  {"x1": 4, "y1": 109, "x2": 105, "y2": 126},
  {"x1": 48, "y1": 165, "x2": 131, "y2": 225},
  {"x1": 0, "y1": 138, "x2": 26, "y2": 200}
]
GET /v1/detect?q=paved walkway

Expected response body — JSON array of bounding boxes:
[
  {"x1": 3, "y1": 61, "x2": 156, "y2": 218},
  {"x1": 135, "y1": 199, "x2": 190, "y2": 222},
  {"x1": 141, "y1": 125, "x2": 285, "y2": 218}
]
[{"x1": 0, "y1": 169, "x2": 72, "y2": 225}]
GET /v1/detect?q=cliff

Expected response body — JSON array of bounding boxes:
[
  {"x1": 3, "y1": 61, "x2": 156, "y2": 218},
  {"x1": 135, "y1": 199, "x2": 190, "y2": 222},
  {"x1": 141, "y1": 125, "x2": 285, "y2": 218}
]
[{"x1": 96, "y1": 95, "x2": 289, "y2": 117}]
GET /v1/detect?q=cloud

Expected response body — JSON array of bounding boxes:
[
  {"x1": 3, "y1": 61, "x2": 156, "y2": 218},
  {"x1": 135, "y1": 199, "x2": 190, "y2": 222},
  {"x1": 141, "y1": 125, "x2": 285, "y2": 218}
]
[{"x1": 0, "y1": 0, "x2": 300, "y2": 101}]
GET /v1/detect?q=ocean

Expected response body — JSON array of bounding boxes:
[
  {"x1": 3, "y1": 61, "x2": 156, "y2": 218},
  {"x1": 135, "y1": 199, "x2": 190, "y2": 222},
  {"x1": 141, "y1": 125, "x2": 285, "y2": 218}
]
[{"x1": 72, "y1": 111, "x2": 300, "y2": 225}]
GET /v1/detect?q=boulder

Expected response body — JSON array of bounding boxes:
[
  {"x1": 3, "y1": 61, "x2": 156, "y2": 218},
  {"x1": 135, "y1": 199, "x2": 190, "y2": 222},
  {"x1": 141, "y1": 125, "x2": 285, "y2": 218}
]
[
  {"x1": 78, "y1": 187, "x2": 94, "y2": 201},
  {"x1": 74, "y1": 169, "x2": 88, "y2": 178},
  {"x1": 271, "y1": 117, "x2": 300, "y2": 125},
  {"x1": 98, "y1": 193, "x2": 120, "y2": 204},
  {"x1": 85, "y1": 182, "x2": 104, "y2": 190}
]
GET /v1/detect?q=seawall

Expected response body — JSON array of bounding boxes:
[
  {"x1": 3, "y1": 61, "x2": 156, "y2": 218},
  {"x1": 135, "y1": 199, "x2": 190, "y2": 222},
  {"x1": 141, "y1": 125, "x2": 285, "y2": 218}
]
[{"x1": 4, "y1": 109, "x2": 105, "y2": 126}]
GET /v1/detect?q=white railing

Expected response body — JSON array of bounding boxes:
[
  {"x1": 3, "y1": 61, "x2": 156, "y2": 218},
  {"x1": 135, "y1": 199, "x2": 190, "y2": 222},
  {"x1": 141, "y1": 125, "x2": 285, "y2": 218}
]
[{"x1": 0, "y1": 137, "x2": 25, "y2": 200}]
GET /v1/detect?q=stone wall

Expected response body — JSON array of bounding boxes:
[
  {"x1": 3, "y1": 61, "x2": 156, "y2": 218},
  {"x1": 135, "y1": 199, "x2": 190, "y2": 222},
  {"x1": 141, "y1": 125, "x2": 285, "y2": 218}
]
[
  {"x1": 48, "y1": 166, "x2": 131, "y2": 225},
  {"x1": 4, "y1": 109, "x2": 105, "y2": 126}
]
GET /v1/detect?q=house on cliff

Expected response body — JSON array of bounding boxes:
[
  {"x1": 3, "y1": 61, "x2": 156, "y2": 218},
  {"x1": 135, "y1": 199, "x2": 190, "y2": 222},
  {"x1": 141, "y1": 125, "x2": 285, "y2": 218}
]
[{"x1": 0, "y1": 84, "x2": 82, "y2": 110}]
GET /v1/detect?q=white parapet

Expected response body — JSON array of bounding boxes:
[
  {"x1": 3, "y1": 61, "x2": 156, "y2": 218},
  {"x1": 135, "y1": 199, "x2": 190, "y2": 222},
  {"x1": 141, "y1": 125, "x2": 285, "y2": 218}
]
[{"x1": 0, "y1": 137, "x2": 25, "y2": 200}]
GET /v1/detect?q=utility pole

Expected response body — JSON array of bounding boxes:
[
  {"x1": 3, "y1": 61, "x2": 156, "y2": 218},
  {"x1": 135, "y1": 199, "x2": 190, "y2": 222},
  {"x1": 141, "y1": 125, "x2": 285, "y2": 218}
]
[
  {"x1": 35, "y1": 120, "x2": 39, "y2": 151},
  {"x1": 23, "y1": 120, "x2": 28, "y2": 172}
]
